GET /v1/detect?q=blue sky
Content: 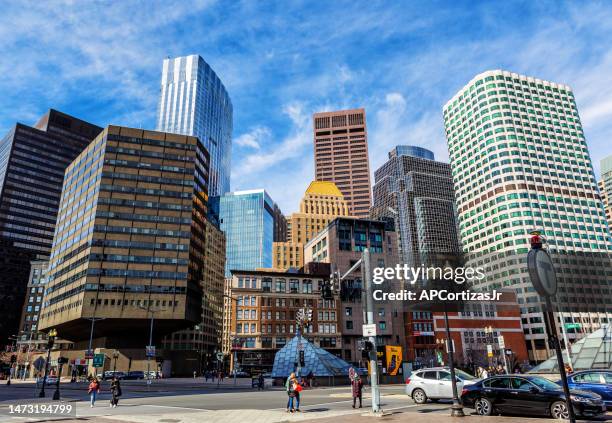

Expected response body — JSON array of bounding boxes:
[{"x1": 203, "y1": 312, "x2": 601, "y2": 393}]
[{"x1": 2, "y1": 0, "x2": 612, "y2": 213}]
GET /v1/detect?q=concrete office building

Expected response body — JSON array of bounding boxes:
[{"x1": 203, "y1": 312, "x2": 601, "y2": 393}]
[
  {"x1": 370, "y1": 146, "x2": 462, "y2": 363},
  {"x1": 273, "y1": 181, "x2": 350, "y2": 270},
  {"x1": 228, "y1": 269, "x2": 341, "y2": 372},
  {"x1": 156, "y1": 54, "x2": 233, "y2": 196},
  {"x1": 304, "y1": 217, "x2": 405, "y2": 363},
  {"x1": 210, "y1": 189, "x2": 284, "y2": 277},
  {"x1": 0, "y1": 109, "x2": 101, "y2": 346},
  {"x1": 443, "y1": 70, "x2": 612, "y2": 361},
  {"x1": 599, "y1": 155, "x2": 612, "y2": 229},
  {"x1": 39, "y1": 126, "x2": 210, "y2": 348},
  {"x1": 313, "y1": 109, "x2": 372, "y2": 217}
]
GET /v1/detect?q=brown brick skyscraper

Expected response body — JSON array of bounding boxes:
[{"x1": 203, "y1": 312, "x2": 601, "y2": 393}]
[{"x1": 313, "y1": 108, "x2": 372, "y2": 217}]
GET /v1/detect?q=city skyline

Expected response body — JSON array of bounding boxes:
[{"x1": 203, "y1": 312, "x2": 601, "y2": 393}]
[{"x1": 2, "y1": 1, "x2": 612, "y2": 214}]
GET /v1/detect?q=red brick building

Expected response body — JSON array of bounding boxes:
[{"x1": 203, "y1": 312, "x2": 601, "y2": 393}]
[{"x1": 433, "y1": 291, "x2": 528, "y2": 370}]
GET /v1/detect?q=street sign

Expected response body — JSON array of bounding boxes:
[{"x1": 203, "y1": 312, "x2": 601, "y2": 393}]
[
  {"x1": 527, "y1": 248, "x2": 557, "y2": 297},
  {"x1": 362, "y1": 323, "x2": 377, "y2": 337},
  {"x1": 498, "y1": 335, "x2": 505, "y2": 349},
  {"x1": 216, "y1": 352, "x2": 224, "y2": 361},
  {"x1": 92, "y1": 353, "x2": 105, "y2": 367},
  {"x1": 505, "y1": 348, "x2": 513, "y2": 356},
  {"x1": 146, "y1": 345, "x2": 156, "y2": 357},
  {"x1": 565, "y1": 323, "x2": 581, "y2": 330},
  {"x1": 85, "y1": 350, "x2": 94, "y2": 359},
  {"x1": 486, "y1": 344, "x2": 493, "y2": 358}
]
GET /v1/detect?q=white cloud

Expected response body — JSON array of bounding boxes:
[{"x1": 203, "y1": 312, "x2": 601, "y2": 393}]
[{"x1": 235, "y1": 126, "x2": 271, "y2": 149}]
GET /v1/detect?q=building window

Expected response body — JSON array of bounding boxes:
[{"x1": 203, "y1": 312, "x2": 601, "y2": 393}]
[
  {"x1": 303, "y1": 280, "x2": 313, "y2": 294},
  {"x1": 275, "y1": 279, "x2": 286, "y2": 292},
  {"x1": 262, "y1": 278, "x2": 272, "y2": 292},
  {"x1": 379, "y1": 321, "x2": 386, "y2": 330},
  {"x1": 289, "y1": 279, "x2": 299, "y2": 293},
  {"x1": 345, "y1": 307, "x2": 352, "y2": 316},
  {"x1": 346, "y1": 321, "x2": 353, "y2": 330}
]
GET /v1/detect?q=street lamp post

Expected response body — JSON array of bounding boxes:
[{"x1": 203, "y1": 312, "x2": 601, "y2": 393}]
[
  {"x1": 113, "y1": 350, "x2": 119, "y2": 374},
  {"x1": 442, "y1": 306, "x2": 465, "y2": 417},
  {"x1": 53, "y1": 357, "x2": 66, "y2": 400},
  {"x1": 39, "y1": 329, "x2": 57, "y2": 398},
  {"x1": 139, "y1": 305, "x2": 164, "y2": 386}
]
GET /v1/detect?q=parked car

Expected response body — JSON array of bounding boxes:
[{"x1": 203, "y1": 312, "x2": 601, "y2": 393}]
[
  {"x1": 123, "y1": 371, "x2": 145, "y2": 380},
  {"x1": 101, "y1": 371, "x2": 125, "y2": 380},
  {"x1": 233, "y1": 370, "x2": 250, "y2": 378},
  {"x1": 405, "y1": 367, "x2": 479, "y2": 404},
  {"x1": 461, "y1": 375, "x2": 605, "y2": 419},
  {"x1": 562, "y1": 370, "x2": 612, "y2": 410}
]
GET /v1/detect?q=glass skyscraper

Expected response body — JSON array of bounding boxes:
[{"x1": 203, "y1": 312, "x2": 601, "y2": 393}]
[
  {"x1": 443, "y1": 70, "x2": 612, "y2": 361},
  {"x1": 156, "y1": 54, "x2": 233, "y2": 196},
  {"x1": 210, "y1": 190, "x2": 283, "y2": 277}
]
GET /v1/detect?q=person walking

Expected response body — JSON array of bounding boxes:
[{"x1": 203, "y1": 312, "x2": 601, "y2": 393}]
[
  {"x1": 285, "y1": 372, "x2": 296, "y2": 412},
  {"x1": 351, "y1": 373, "x2": 363, "y2": 408},
  {"x1": 293, "y1": 374, "x2": 302, "y2": 412},
  {"x1": 110, "y1": 377, "x2": 121, "y2": 408},
  {"x1": 258, "y1": 373, "x2": 265, "y2": 391},
  {"x1": 88, "y1": 377, "x2": 100, "y2": 407}
]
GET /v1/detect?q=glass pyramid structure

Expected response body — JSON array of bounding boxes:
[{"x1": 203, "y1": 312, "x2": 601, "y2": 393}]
[
  {"x1": 271, "y1": 335, "x2": 352, "y2": 378},
  {"x1": 530, "y1": 326, "x2": 612, "y2": 373}
]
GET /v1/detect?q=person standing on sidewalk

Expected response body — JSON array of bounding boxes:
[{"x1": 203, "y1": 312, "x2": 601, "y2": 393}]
[
  {"x1": 88, "y1": 377, "x2": 100, "y2": 407},
  {"x1": 285, "y1": 372, "x2": 297, "y2": 412},
  {"x1": 351, "y1": 374, "x2": 363, "y2": 408},
  {"x1": 110, "y1": 377, "x2": 121, "y2": 408}
]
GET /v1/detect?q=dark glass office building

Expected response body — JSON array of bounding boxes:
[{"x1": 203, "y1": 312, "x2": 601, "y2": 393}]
[{"x1": 0, "y1": 110, "x2": 101, "y2": 346}]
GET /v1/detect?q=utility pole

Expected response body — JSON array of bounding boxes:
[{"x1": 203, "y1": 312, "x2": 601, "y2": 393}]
[{"x1": 362, "y1": 248, "x2": 381, "y2": 414}]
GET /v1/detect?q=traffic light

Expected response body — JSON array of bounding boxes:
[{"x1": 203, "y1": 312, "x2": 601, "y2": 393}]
[{"x1": 299, "y1": 350, "x2": 305, "y2": 367}]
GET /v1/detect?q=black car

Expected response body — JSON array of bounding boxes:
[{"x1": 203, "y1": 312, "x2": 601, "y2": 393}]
[{"x1": 461, "y1": 375, "x2": 605, "y2": 419}]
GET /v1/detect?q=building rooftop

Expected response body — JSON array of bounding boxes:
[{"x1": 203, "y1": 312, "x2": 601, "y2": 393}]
[{"x1": 305, "y1": 181, "x2": 344, "y2": 197}]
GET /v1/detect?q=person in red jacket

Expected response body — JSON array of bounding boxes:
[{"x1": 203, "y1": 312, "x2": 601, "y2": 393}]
[
  {"x1": 351, "y1": 374, "x2": 363, "y2": 408},
  {"x1": 88, "y1": 377, "x2": 100, "y2": 407}
]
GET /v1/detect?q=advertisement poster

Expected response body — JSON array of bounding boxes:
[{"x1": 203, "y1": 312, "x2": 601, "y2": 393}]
[{"x1": 384, "y1": 346, "x2": 402, "y2": 376}]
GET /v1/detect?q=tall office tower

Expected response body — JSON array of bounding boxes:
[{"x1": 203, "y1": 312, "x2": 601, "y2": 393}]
[
  {"x1": 600, "y1": 155, "x2": 612, "y2": 229},
  {"x1": 273, "y1": 181, "x2": 350, "y2": 270},
  {"x1": 371, "y1": 145, "x2": 461, "y2": 268},
  {"x1": 162, "y1": 217, "x2": 226, "y2": 374},
  {"x1": 156, "y1": 54, "x2": 233, "y2": 196},
  {"x1": 0, "y1": 109, "x2": 101, "y2": 346},
  {"x1": 370, "y1": 146, "x2": 461, "y2": 363},
  {"x1": 39, "y1": 126, "x2": 210, "y2": 348},
  {"x1": 444, "y1": 70, "x2": 612, "y2": 361},
  {"x1": 304, "y1": 217, "x2": 405, "y2": 362},
  {"x1": 313, "y1": 108, "x2": 372, "y2": 217},
  {"x1": 210, "y1": 189, "x2": 284, "y2": 277}
]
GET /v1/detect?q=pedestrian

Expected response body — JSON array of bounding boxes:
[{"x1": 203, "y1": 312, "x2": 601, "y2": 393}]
[
  {"x1": 110, "y1": 377, "x2": 121, "y2": 408},
  {"x1": 211, "y1": 371, "x2": 215, "y2": 382},
  {"x1": 286, "y1": 372, "x2": 296, "y2": 412},
  {"x1": 193, "y1": 370, "x2": 197, "y2": 379},
  {"x1": 351, "y1": 373, "x2": 363, "y2": 408},
  {"x1": 292, "y1": 374, "x2": 302, "y2": 412},
  {"x1": 306, "y1": 371, "x2": 313, "y2": 388},
  {"x1": 496, "y1": 364, "x2": 505, "y2": 375},
  {"x1": 88, "y1": 377, "x2": 100, "y2": 407},
  {"x1": 204, "y1": 371, "x2": 209, "y2": 382},
  {"x1": 258, "y1": 373, "x2": 264, "y2": 391},
  {"x1": 513, "y1": 365, "x2": 521, "y2": 374}
]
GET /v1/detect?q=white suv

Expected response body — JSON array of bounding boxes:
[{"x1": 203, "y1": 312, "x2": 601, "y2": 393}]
[{"x1": 405, "y1": 367, "x2": 479, "y2": 404}]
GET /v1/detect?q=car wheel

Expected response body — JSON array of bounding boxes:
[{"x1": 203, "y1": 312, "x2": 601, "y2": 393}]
[
  {"x1": 475, "y1": 397, "x2": 493, "y2": 416},
  {"x1": 412, "y1": 388, "x2": 428, "y2": 404},
  {"x1": 550, "y1": 401, "x2": 569, "y2": 420}
]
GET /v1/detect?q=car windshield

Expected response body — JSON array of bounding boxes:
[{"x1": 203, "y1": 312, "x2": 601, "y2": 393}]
[
  {"x1": 530, "y1": 377, "x2": 562, "y2": 391},
  {"x1": 454, "y1": 369, "x2": 476, "y2": 380}
]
